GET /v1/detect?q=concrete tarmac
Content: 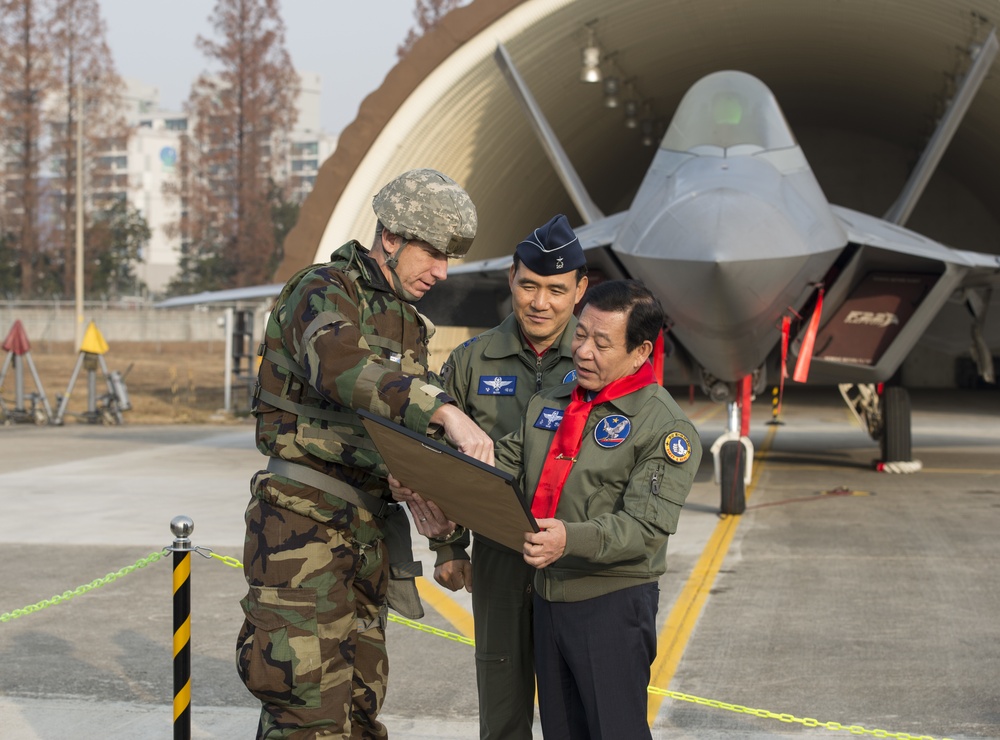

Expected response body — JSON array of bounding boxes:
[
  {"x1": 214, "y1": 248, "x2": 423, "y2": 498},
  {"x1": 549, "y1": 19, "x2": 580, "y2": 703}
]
[{"x1": 1, "y1": 387, "x2": 999, "y2": 739}]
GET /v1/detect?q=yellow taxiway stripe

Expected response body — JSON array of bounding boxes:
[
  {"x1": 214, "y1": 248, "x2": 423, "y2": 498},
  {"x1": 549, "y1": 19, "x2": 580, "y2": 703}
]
[
  {"x1": 646, "y1": 423, "x2": 779, "y2": 726},
  {"x1": 414, "y1": 409, "x2": 781, "y2": 729},
  {"x1": 416, "y1": 576, "x2": 475, "y2": 639}
]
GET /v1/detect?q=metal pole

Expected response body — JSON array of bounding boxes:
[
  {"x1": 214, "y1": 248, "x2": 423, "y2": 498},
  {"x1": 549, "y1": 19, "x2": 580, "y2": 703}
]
[
  {"x1": 75, "y1": 83, "x2": 85, "y2": 352},
  {"x1": 223, "y1": 308, "x2": 233, "y2": 413},
  {"x1": 170, "y1": 515, "x2": 193, "y2": 740},
  {"x1": 86, "y1": 361, "x2": 97, "y2": 417},
  {"x1": 14, "y1": 356, "x2": 25, "y2": 411}
]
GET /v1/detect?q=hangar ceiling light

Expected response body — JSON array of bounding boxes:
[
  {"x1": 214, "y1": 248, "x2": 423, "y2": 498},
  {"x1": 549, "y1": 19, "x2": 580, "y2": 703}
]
[{"x1": 580, "y1": 24, "x2": 602, "y2": 83}]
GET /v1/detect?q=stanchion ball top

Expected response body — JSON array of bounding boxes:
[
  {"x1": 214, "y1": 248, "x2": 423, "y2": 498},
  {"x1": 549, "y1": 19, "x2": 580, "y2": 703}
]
[{"x1": 170, "y1": 515, "x2": 194, "y2": 538}]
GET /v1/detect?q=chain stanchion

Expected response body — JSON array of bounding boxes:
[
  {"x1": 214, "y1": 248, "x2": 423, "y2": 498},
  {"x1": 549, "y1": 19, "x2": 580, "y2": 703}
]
[
  {"x1": 767, "y1": 386, "x2": 784, "y2": 426},
  {"x1": 168, "y1": 516, "x2": 193, "y2": 740}
]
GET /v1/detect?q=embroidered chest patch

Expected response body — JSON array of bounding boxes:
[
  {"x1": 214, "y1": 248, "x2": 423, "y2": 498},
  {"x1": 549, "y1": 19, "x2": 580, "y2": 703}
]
[
  {"x1": 665, "y1": 432, "x2": 692, "y2": 463},
  {"x1": 562, "y1": 369, "x2": 577, "y2": 383},
  {"x1": 478, "y1": 375, "x2": 517, "y2": 395},
  {"x1": 533, "y1": 407, "x2": 564, "y2": 430},
  {"x1": 594, "y1": 415, "x2": 631, "y2": 448}
]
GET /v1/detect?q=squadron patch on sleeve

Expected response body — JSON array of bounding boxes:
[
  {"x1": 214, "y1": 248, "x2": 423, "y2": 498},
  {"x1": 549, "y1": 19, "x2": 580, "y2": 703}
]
[
  {"x1": 533, "y1": 407, "x2": 564, "y2": 430},
  {"x1": 594, "y1": 415, "x2": 631, "y2": 448},
  {"x1": 562, "y1": 369, "x2": 577, "y2": 383},
  {"x1": 478, "y1": 376, "x2": 517, "y2": 395},
  {"x1": 664, "y1": 431, "x2": 692, "y2": 463}
]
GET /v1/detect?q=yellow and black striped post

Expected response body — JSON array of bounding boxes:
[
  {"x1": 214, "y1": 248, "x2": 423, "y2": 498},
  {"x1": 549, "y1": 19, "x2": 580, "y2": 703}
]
[
  {"x1": 766, "y1": 386, "x2": 785, "y2": 426},
  {"x1": 170, "y1": 516, "x2": 193, "y2": 740}
]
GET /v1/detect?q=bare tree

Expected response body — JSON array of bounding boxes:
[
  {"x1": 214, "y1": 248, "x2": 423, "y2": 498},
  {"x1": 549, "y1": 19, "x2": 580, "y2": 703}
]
[
  {"x1": 0, "y1": 0, "x2": 56, "y2": 297},
  {"x1": 48, "y1": 0, "x2": 127, "y2": 297},
  {"x1": 170, "y1": 0, "x2": 299, "y2": 292},
  {"x1": 397, "y1": 0, "x2": 463, "y2": 59},
  {"x1": 0, "y1": 0, "x2": 125, "y2": 299}
]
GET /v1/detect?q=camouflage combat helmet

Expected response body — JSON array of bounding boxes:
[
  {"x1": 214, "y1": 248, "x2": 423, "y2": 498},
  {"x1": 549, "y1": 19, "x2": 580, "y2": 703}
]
[{"x1": 372, "y1": 169, "x2": 477, "y2": 257}]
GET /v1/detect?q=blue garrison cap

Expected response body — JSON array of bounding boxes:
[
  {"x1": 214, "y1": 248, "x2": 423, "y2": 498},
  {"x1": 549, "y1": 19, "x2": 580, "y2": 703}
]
[{"x1": 514, "y1": 214, "x2": 586, "y2": 275}]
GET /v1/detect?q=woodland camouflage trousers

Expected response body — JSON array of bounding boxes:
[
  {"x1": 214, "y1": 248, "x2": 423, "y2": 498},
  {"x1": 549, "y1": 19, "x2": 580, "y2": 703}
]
[{"x1": 237, "y1": 496, "x2": 390, "y2": 739}]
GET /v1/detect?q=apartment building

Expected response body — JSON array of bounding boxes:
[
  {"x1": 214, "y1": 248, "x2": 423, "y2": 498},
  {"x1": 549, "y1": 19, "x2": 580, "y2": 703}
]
[{"x1": 95, "y1": 74, "x2": 337, "y2": 295}]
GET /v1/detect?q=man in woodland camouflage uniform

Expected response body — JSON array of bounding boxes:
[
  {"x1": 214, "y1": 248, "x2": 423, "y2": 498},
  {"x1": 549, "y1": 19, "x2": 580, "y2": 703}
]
[
  {"x1": 432, "y1": 214, "x2": 588, "y2": 739},
  {"x1": 236, "y1": 169, "x2": 492, "y2": 739}
]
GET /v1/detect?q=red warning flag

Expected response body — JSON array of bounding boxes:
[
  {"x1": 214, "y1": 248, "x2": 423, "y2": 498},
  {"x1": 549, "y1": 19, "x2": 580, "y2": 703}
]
[
  {"x1": 739, "y1": 375, "x2": 752, "y2": 438},
  {"x1": 652, "y1": 329, "x2": 665, "y2": 385},
  {"x1": 2, "y1": 320, "x2": 31, "y2": 355},
  {"x1": 793, "y1": 287, "x2": 824, "y2": 383},
  {"x1": 777, "y1": 316, "x2": 791, "y2": 414}
]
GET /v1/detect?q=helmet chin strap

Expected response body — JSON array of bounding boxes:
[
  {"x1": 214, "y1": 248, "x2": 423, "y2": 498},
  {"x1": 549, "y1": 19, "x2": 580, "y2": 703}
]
[{"x1": 382, "y1": 238, "x2": 421, "y2": 303}]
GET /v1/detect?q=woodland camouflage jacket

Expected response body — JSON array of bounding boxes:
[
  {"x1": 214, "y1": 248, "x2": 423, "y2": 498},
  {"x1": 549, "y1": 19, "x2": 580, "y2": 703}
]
[{"x1": 252, "y1": 240, "x2": 455, "y2": 523}]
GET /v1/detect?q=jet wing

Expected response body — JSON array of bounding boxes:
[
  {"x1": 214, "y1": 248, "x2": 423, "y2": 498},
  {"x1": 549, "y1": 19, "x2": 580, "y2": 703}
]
[
  {"x1": 802, "y1": 205, "x2": 1000, "y2": 385},
  {"x1": 832, "y1": 205, "x2": 1000, "y2": 284}
]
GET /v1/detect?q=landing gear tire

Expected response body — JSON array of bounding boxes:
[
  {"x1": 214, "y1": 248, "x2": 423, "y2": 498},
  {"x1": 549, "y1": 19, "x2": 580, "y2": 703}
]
[
  {"x1": 720, "y1": 440, "x2": 747, "y2": 515},
  {"x1": 880, "y1": 387, "x2": 912, "y2": 462}
]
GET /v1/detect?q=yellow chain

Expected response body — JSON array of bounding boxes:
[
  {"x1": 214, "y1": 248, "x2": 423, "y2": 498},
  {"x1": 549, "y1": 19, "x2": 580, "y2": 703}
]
[
  {"x1": 0, "y1": 552, "x2": 164, "y2": 623},
  {"x1": 646, "y1": 688, "x2": 951, "y2": 739},
  {"x1": 210, "y1": 555, "x2": 951, "y2": 740},
  {"x1": 208, "y1": 552, "x2": 243, "y2": 568},
  {"x1": 387, "y1": 613, "x2": 476, "y2": 646},
  {"x1": 5, "y1": 550, "x2": 948, "y2": 739}
]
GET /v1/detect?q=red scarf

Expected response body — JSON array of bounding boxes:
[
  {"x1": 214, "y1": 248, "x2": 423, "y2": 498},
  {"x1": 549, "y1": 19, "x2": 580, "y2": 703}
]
[{"x1": 531, "y1": 362, "x2": 657, "y2": 518}]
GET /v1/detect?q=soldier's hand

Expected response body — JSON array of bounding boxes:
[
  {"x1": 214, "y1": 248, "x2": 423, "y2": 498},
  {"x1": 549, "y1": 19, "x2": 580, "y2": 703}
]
[
  {"x1": 434, "y1": 560, "x2": 473, "y2": 592},
  {"x1": 431, "y1": 404, "x2": 495, "y2": 465},
  {"x1": 406, "y1": 492, "x2": 456, "y2": 539},
  {"x1": 387, "y1": 474, "x2": 413, "y2": 503},
  {"x1": 523, "y1": 518, "x2": 566, "y2": 569}
]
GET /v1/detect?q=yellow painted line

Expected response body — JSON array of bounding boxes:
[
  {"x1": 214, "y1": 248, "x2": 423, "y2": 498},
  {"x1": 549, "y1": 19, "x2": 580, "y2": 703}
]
[
  {"x1": 687, "y1": 403, "x2": 725, "y2": 422},
  {"x1": 416, "y1": 576, "x2": 475, "y2": 639},
  {"x1": 647, "y1": 424, "x2": 778, "y2": 726}
]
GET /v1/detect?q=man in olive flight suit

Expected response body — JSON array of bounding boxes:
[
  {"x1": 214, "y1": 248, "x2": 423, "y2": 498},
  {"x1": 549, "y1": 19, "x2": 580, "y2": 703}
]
[
  {"x1": 433, "y1": 214, "x2": 589, "y2": 739},
  {"x1": 504, "y1": 280, "x2": 703, "y2": 740},
  {"x1": 236, "y1": 168, "x2": 493, "y2": 740}
]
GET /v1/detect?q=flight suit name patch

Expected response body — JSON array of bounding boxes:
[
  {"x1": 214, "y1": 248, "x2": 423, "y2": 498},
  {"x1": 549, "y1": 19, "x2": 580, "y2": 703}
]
[
  {"x1": 478, "y1": 375, "x2": 517, "y2": 395},
  {"x1": 594, "y1": 415, "x2": 631, "y2": 448},
  {"x1": 534, "y1": 407, "x2": 564, "y2": 430}
]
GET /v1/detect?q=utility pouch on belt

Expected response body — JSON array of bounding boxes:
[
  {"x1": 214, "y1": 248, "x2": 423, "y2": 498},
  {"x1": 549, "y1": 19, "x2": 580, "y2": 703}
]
[{"x1": 383, "y1": 504, "x2": 425, "y2": 620}]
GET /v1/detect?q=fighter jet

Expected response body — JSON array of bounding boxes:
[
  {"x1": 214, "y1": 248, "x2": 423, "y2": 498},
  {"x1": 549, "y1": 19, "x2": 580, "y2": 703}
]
[{"x1": 418, "y1": 41, "x2": 1000, "y2": 512}]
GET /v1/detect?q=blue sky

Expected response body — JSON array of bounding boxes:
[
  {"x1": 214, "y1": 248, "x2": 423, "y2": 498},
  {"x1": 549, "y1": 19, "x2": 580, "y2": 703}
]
[{"x1": 100, "y1": 0, "x2": 421, "y2": 135}]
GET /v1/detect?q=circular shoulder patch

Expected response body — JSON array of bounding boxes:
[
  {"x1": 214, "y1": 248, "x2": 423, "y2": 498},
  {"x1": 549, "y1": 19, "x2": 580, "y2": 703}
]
[
  {"x1": 562, "y1": 369, "x2": 577, "y2": 383},
  {"x1": 594, "y1": 414, "x2": 631, "y2": 448},
  {"x1": 665, "y1": 432, "x2": 692, "y2": 463}
]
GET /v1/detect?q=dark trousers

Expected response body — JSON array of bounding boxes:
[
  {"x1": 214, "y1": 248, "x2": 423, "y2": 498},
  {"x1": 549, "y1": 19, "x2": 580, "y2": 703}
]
[
  {"x1": 471, "y1": 538, "x2": 536, "y2": 739},
  {"x1": 533, "y1": 582, "x2": 659, "y2": 740}
]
